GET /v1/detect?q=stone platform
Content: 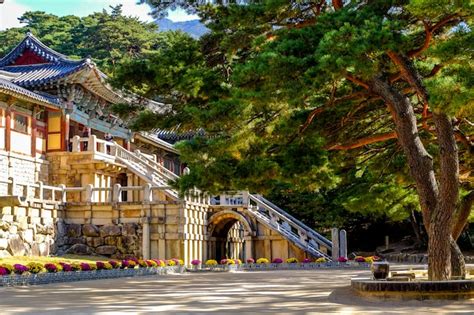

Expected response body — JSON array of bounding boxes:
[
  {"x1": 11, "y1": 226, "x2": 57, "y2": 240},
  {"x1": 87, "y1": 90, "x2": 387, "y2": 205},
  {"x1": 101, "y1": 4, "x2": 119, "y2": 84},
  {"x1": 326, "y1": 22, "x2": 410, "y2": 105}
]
[{"x1": 351, "y1": 277, "x2": 474, "y2": 300}]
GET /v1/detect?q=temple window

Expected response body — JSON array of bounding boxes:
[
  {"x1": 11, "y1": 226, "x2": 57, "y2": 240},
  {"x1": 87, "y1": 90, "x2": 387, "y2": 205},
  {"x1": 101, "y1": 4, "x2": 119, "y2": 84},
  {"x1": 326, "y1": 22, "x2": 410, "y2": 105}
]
[{"x1": 12, "y1": 113, "x2": 29, "y2": 134}]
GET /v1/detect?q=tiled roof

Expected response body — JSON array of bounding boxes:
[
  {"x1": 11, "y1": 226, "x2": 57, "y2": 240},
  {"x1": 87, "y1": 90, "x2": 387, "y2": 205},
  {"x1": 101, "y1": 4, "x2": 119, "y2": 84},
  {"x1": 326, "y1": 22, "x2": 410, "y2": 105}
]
[
  {"x1": 0, "y1": 78, "x2": 62, "y2": 108},
  {"x1": 0, "y1": 33, "x2": 75, "y2": 67},
  {"x1": 1, "y1": 62, "x2": 88, "y2": 88},
  {"x1": 153, "y1": 128, "x2": 205, "y2": 144}
]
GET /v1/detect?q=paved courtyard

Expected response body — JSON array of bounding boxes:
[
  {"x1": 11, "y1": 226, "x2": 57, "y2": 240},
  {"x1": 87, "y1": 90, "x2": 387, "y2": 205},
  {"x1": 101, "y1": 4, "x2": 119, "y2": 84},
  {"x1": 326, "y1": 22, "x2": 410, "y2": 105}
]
[{"x1": 0, "y1": 269, "x2": 472, "y2": 314}]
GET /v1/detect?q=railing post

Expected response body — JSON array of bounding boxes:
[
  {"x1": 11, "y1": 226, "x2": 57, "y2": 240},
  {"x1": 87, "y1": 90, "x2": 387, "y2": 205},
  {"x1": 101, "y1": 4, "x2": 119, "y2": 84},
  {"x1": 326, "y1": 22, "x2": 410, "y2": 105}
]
[
  {"x1": 7, "y1": 177, "x2": 15, "y2": 195},
  {"x1": 143, "y1": 183, "x2": 152, "y2": 203},
  {"x1": 71, "y1": 135, "x2": 80, "y2": 152},
  {"x1": 85, "y1": 184, "x2": 94, "y2": 202},
  {"x1": 88, "y1": 135, "x2": 97, "y2": 152},
  {"x1": 58, "y1": 184, "x2": 66, "y2": 203},
  {"x1": 242, "y1": 191, "x2": 249, "y2": 206},
  {"x1": 112, "y1": 183, "x2": 122, "y2": 203},
  {"x1": 339, "y1": 229, "x2": 347, "y2": 259},
  {"x1": 37, "y1": 181, "x2": 43, "y2": 201},
  {"x1": 331, "y1": 228, "x2": 340, "y2": 261}
]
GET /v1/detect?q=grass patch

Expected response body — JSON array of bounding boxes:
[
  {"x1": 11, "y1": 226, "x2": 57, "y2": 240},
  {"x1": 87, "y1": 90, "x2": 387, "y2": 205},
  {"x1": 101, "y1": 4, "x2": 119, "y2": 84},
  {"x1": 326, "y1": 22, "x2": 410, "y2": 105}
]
[{"x1": 0, "y1": 255, "x2": 112, "y2": 265}]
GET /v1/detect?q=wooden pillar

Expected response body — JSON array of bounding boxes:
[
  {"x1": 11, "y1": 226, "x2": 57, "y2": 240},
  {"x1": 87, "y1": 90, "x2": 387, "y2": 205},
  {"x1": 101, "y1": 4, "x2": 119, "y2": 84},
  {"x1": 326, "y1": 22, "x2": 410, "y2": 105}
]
[
  {"x1": 31, "y1": 106, "x2": 38, "y2": 157},
  {"x1": 4, "y1": 107, "x2": 10, "y2": 152},
  {"x1": 62, "y1": 113, "x2": 70, "y2": 151}
]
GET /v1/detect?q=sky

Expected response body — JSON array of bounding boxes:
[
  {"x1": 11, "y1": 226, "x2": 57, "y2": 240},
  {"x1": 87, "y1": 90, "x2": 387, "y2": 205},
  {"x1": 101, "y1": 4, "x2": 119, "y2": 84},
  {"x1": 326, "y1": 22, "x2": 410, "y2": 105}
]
[{"x1": 0, "y1": 0, "x2": 198, "y2": 30}]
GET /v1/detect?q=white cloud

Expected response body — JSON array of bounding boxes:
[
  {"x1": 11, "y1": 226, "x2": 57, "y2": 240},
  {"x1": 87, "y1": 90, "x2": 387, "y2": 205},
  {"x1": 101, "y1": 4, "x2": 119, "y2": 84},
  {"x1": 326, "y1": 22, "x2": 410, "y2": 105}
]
[{"x1": 0, "y1": 0, "x2": 29, "y2": 30}]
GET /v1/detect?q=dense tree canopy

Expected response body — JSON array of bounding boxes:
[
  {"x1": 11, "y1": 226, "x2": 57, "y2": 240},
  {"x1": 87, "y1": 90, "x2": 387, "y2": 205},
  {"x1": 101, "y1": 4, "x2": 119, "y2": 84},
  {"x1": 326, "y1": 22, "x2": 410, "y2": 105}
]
[{"x1": 113, "y1": 0, "x2": 473, "y2": 280}]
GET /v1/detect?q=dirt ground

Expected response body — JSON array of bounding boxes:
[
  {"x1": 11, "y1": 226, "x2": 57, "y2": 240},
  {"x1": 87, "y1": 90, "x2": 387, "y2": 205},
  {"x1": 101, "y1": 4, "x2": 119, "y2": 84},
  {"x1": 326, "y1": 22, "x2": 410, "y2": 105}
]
[{"x1": 0, "y1": 268, "x2": 472, "y2": 314}]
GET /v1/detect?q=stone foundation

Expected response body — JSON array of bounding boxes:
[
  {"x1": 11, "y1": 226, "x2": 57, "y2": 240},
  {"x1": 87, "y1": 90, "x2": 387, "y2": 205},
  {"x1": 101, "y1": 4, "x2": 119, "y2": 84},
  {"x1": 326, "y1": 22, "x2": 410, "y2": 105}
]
[
  {"x1": 0, "y1": 200, "x2": 62, "y2": 258},
  {"x1": 57, "y1": 222, "x2": 143, "y2": 258}
]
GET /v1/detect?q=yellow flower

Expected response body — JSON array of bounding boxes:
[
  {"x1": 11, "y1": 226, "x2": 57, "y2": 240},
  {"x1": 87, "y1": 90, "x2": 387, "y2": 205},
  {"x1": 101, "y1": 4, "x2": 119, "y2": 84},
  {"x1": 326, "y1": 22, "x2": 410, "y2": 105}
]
[
  {"x1": 205, "y1": 259, "x2": 218, "y2": 266},
  {"x1": 315, "y1": 257, "x2": 327, "y2": 263},
  {"x1": 256, "y1": 258, "x2": 269, "y2": 264},
  {"x1": 286, "y1": 257, "x2": 299, "y2": 263}
]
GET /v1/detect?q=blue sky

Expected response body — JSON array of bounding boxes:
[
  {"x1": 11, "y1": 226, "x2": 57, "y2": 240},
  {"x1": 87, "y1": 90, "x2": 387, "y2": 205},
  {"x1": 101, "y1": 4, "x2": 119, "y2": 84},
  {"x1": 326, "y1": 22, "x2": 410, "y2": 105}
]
[{"x1": 0, "y1": 0, "x2": 198, "y2": 30}]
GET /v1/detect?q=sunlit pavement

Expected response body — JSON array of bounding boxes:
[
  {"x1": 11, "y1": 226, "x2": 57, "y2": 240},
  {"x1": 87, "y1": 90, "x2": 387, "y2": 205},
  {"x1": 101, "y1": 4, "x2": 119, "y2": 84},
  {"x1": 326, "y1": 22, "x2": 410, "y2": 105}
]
[{"x1": 0, "y1": 267, "x2": 472, "y2": 314}]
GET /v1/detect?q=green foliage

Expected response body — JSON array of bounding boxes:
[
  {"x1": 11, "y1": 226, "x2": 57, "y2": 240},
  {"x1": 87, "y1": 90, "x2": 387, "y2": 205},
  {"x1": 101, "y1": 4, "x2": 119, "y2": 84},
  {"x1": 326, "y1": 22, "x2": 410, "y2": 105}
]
[
  {"x1": 112, "y1": 1, "x2": 473, "y2": 229},
  {"x1": 0, "y1": 6, "x2": 160, "y2": 73}
]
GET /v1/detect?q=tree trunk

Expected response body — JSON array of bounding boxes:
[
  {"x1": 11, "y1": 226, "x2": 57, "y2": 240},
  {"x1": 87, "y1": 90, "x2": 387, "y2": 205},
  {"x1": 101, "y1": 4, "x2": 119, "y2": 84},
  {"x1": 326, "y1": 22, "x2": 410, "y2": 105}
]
[
  {"x1": 450, "y1": 236, "x2": 466, "y2": 279},
  {"x1": 370, "y1": 77, "x2": 461, "y2": 280},
  {"x1": 430, "y1": 112, "x2": 459, "y2": 280}
]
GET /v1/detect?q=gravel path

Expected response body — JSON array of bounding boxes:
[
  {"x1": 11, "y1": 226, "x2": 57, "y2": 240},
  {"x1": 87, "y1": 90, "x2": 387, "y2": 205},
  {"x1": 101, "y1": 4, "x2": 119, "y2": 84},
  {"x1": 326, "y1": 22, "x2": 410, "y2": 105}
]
[{"x1": 0, "y1": 268, "x2": 472, "y2": 314}]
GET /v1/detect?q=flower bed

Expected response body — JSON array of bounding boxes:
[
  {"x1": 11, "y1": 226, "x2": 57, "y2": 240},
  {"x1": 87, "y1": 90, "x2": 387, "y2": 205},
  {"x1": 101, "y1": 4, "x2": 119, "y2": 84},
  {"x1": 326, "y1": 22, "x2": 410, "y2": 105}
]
[{"x1": 0, "y1": 257, "x2": 185, "y2": 287}]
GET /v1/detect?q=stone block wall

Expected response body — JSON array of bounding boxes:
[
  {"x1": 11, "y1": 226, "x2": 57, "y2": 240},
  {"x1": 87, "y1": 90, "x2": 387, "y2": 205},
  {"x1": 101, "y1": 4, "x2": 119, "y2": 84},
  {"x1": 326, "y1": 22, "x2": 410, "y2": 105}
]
[
  {"x1": 0, "y1": 150, "x2": 49, "y2": 195},
  {"x1": 0, "y1": 201, "x2": 62, "y2": 258},
  {"x1": 57, "y1": 222, "x2": 143, "y2": 259}
]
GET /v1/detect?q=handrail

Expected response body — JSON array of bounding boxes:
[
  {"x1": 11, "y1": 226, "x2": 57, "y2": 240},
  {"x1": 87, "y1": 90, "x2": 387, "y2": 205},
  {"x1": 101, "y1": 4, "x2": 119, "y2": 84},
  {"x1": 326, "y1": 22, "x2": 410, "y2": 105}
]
[
  {"x1": 246, "y1": 203, "x2": 332, "y2": 259},
  {"x1": 250, "y1": 194, "x2": 332, "y2": 248}
]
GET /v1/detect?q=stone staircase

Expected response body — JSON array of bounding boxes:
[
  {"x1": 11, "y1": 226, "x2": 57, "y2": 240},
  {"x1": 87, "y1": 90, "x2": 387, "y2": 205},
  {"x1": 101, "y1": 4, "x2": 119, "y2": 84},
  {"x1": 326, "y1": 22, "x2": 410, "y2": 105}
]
[
  {"x1": 247, "y1": 195, "x2": 332, "y2": 260},
  {"x1": 72, "y1": 135, "x2": 333, "y2": 259},
  {"x1": 123, "y1": 148, "x2": 334, "y2": 259}
]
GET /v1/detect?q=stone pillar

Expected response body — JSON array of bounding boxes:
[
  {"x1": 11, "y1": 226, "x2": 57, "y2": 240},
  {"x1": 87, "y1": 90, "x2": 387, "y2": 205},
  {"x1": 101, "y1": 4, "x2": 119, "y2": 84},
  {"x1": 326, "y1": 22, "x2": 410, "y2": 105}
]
[
  {"x1": 339, "y1": 229, "x2": 347, "y2": 259},
  {"x1": 244, "y1": 236, "x2": 253, "y2": 261},
  {"x1": 142, "y1": 216, "x2": 150, "y2": 259},
  {"x1": 331, "y1": 228, "x2": 339, "y2": 261}
]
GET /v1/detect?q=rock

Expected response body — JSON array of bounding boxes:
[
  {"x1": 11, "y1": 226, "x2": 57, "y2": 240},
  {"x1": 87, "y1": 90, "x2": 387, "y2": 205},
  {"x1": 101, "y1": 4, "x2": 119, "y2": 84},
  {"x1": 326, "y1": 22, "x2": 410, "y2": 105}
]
[
  {"x1": 8, "y1": 225, "x2": 17, "y2": 234},
  {"x1": 20, "y1": 229, "x2": 34, "y2": 244},
  {"x1": 83, "y1": 224, "x2": 100, "y2": 237},
  {"x1": 0, "y1": 238, "x2": 7, "y2": 250},
  {"x1": 122, "y1": 223, "x2": 137, "y2": 236},
  {"x1": 86, "y1": 237, "x2": 103, "y2": 248},
  {"x1": 7, "y1": 235, "x2": 26, "y2": 256},
  {"x1": 95, "y1": 245, "x2": 117, "y2": 255},
  {"x1": 31, "y1": 243, "x2": 49, "y2": 256},
  {"x1": 66, "y1": 224, "x2": 82, "y2": 237},
  {"x1": 104, "y1": 236, "x2": 118, "y2": 246},
  {"x1": 66, "y1": 244, "x2": 92, "y2": 255},
  {"x1": 37, "y1": 223, "x2": 55, "y2": 235},
  {"x1": 0, "y1": 250, "x2": 11, "y2": 258},
  {"x1": 16, "y1": 217, "x2": 28, "y2": 231},
  {"x1": 68, "y1": 237, "x2": 86, "y2": 245},
  {"x1": 35, "y1": 234, "x2": 46, "y2": 243},
  {"x1": 56, "y1": 219, "x2": 67, "y2": 236},
  {"x1": 122, "y1": 235, "x2": 138, "y2": 247},
  {"x1": 0, "y1": 220, "x2": 10, "y2": 231},
  {"x1": 99, "y1": 225, "x2": 121, "y2": 237}
]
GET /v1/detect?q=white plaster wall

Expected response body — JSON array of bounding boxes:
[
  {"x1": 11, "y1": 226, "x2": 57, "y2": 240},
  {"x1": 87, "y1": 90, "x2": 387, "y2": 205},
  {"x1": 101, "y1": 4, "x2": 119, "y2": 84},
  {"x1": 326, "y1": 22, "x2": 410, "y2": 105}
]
[
  {"x1": 0, "y1": 128, "x2": 4, "y2": 149},
  {"x1": 10, "y1": 131, "x2": 31, "y2": 155}
]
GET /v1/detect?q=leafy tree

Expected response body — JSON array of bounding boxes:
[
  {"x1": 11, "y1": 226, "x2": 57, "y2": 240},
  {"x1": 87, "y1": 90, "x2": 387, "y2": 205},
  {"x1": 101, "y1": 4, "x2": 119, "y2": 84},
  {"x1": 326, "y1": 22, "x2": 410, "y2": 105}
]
[
  {"x1": 116, "y1": 1, "x2": 473, "y2": 280},
  {"x1": 0, "y1": 6, "x2": 160, "y2": 73}
]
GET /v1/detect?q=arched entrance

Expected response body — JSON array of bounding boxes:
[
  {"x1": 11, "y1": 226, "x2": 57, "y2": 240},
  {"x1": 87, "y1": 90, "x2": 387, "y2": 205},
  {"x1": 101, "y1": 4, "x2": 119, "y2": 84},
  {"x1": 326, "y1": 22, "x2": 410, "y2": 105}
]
[{"x1": 207, "y1": 210, "x2": 254, "y2": 261}]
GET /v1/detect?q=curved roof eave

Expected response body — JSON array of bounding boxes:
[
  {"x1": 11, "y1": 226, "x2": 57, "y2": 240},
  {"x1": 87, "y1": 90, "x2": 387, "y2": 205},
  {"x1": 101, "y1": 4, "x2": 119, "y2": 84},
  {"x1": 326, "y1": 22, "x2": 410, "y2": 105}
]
[{"x1": 0, "y1": 78, "x2": 62, "y2": 109}]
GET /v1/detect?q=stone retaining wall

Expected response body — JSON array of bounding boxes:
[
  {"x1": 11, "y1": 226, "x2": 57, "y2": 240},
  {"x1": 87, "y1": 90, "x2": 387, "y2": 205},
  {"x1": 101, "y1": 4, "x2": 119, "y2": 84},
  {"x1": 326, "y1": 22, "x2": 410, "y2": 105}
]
[
  {"x1": 57, "y1": 222, "x2": 143, "y2": 259},
  {"x1": 0, "y1": 201, "x2": 62, "y2": 258}
]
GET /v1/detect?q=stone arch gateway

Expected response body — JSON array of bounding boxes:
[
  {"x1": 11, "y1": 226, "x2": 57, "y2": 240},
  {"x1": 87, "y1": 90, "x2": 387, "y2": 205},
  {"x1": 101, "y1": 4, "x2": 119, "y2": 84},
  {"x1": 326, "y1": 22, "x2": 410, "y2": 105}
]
[{"x1": 207, "y1": 210, "x2": 254, "y2": 261}]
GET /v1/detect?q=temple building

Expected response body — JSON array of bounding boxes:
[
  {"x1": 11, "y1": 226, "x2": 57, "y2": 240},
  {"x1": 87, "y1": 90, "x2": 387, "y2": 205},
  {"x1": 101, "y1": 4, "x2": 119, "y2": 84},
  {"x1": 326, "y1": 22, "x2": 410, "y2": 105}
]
[{"x1": 0, "y1": 33, "x2": 337, "y2": 263}]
